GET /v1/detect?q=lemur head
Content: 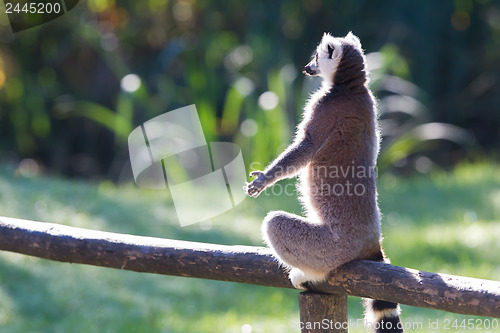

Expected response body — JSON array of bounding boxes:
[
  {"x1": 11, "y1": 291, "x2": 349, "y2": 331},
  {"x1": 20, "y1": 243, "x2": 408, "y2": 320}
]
[{"x1": 303, "y1": 32, "x2": 364, "y2": 84}]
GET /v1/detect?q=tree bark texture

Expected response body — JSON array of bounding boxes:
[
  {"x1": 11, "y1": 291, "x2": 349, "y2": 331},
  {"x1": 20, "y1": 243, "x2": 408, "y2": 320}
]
[
  {"x1": 299, "y1": 292, "x2": 348, "y2": 333},
  {"x1": 0, "y1": 216, "x2": 498, "y2": 318}
]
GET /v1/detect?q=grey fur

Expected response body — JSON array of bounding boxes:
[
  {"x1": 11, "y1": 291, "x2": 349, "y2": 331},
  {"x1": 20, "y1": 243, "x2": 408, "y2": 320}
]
[
  {"x1": 245, "y1": 32, "x2": 403, "y2": 332},
  {"x1": 245, "y1": 33, "x2": 382, "y2": 286}
]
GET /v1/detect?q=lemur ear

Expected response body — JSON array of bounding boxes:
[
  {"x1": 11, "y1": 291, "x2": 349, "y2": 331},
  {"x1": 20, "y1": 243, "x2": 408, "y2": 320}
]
[
  {"x1": 327, "y1": 44, "x2": 334, "y2": 59},
  {"x1": 346, "y1": 31, "x2": 362, "y2": 49},
  {"x1": 321, "y1": 32, "x2": 332, "y2": 45}
]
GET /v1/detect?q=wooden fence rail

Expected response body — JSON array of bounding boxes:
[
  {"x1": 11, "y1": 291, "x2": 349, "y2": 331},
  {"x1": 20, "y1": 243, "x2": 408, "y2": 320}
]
[{"x1": 0, "y1": 216, "x2": 499, "y2": 331}]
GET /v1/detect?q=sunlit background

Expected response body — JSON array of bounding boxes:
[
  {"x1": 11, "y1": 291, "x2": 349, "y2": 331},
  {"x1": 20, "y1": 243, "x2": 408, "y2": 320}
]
[{"x1": 0, "y1": 1, "x2": 499, "y2": 332}]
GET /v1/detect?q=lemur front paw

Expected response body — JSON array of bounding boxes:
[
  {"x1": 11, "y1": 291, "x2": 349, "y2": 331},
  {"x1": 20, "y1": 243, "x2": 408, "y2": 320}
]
[{"x1": 244, "y1": 171, "x2": 268, "y2": 197}]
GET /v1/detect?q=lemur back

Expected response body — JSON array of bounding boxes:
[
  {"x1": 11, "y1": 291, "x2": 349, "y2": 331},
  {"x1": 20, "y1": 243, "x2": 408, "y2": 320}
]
[{"x1": 245, "y1": 32, "x2": 403, "y2": 333}]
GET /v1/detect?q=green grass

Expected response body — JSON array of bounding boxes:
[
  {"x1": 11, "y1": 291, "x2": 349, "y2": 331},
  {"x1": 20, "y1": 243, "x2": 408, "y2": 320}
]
[{"x1": 0, "y1": 163, "x2": 499, "y2": 332}]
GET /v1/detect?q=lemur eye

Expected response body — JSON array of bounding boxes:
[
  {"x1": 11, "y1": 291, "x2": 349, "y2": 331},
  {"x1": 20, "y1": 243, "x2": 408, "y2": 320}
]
[
  {"x1": 327, "y1": 44, "x2": 334, "y2": 59},
  {"x1": 315, "y1": 53, "x2": 318, "y2": 62}
]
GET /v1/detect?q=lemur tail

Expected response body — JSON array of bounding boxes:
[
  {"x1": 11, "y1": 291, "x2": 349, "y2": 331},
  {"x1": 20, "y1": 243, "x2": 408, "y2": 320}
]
[
  {"x1": 364, "y1": 299, "x2": 403, "y2": 333},
  {"x1": 363, "y1": 250, "x2": 404, "y2": 333}
]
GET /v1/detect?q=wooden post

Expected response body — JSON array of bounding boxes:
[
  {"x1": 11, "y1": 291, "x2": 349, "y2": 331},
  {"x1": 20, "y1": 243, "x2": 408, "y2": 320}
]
[
  {"x1": 298, "y1": 292, "x2": 348, "y2": 333},
  {"x1": 1, "y1": 217, "x2": 500, "y2": 318}
]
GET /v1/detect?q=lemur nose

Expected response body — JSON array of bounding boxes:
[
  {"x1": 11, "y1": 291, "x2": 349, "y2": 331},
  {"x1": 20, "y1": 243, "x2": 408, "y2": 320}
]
[{"x1": 303, "y1": 66, "x2": 314, "y2": 75}]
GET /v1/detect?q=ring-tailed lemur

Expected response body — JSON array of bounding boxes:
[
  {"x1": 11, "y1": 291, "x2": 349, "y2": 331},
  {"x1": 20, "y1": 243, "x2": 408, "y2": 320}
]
[{"x1": 244, "y1": 32, "x2": 403, "y2": 333}]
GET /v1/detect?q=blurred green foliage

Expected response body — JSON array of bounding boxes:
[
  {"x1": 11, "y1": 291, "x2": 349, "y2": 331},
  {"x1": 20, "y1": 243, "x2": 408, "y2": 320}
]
[
  {"x1": 0, "y1": 162, "x2": 499, "y2": 332},
  {"x1": 1, "y1": 2, "x2": 499, "y2": 331},
  {"x1": 0, "y1": 0, "x2": 500, "y2": 179}
]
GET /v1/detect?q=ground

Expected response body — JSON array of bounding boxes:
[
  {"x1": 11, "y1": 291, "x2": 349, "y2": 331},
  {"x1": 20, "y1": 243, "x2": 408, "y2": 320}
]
[{"x1": 0, "y1": 163, "x2": 498, "y2": 332}]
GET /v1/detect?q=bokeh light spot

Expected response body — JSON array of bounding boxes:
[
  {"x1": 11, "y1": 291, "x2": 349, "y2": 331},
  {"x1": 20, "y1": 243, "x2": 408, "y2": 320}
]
[
  {"x1": 258, "y1": 91, "x2": 279, "y2": 110},
  {"x1": 121, "y1": 74, "x2": 141, "y2": 93},
  {"x1": 240, "y1": 119, "x2": 258, "y2": 137},
  {"x1": 241, "y1": 324, "x2": 252, "y2": 333}
]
